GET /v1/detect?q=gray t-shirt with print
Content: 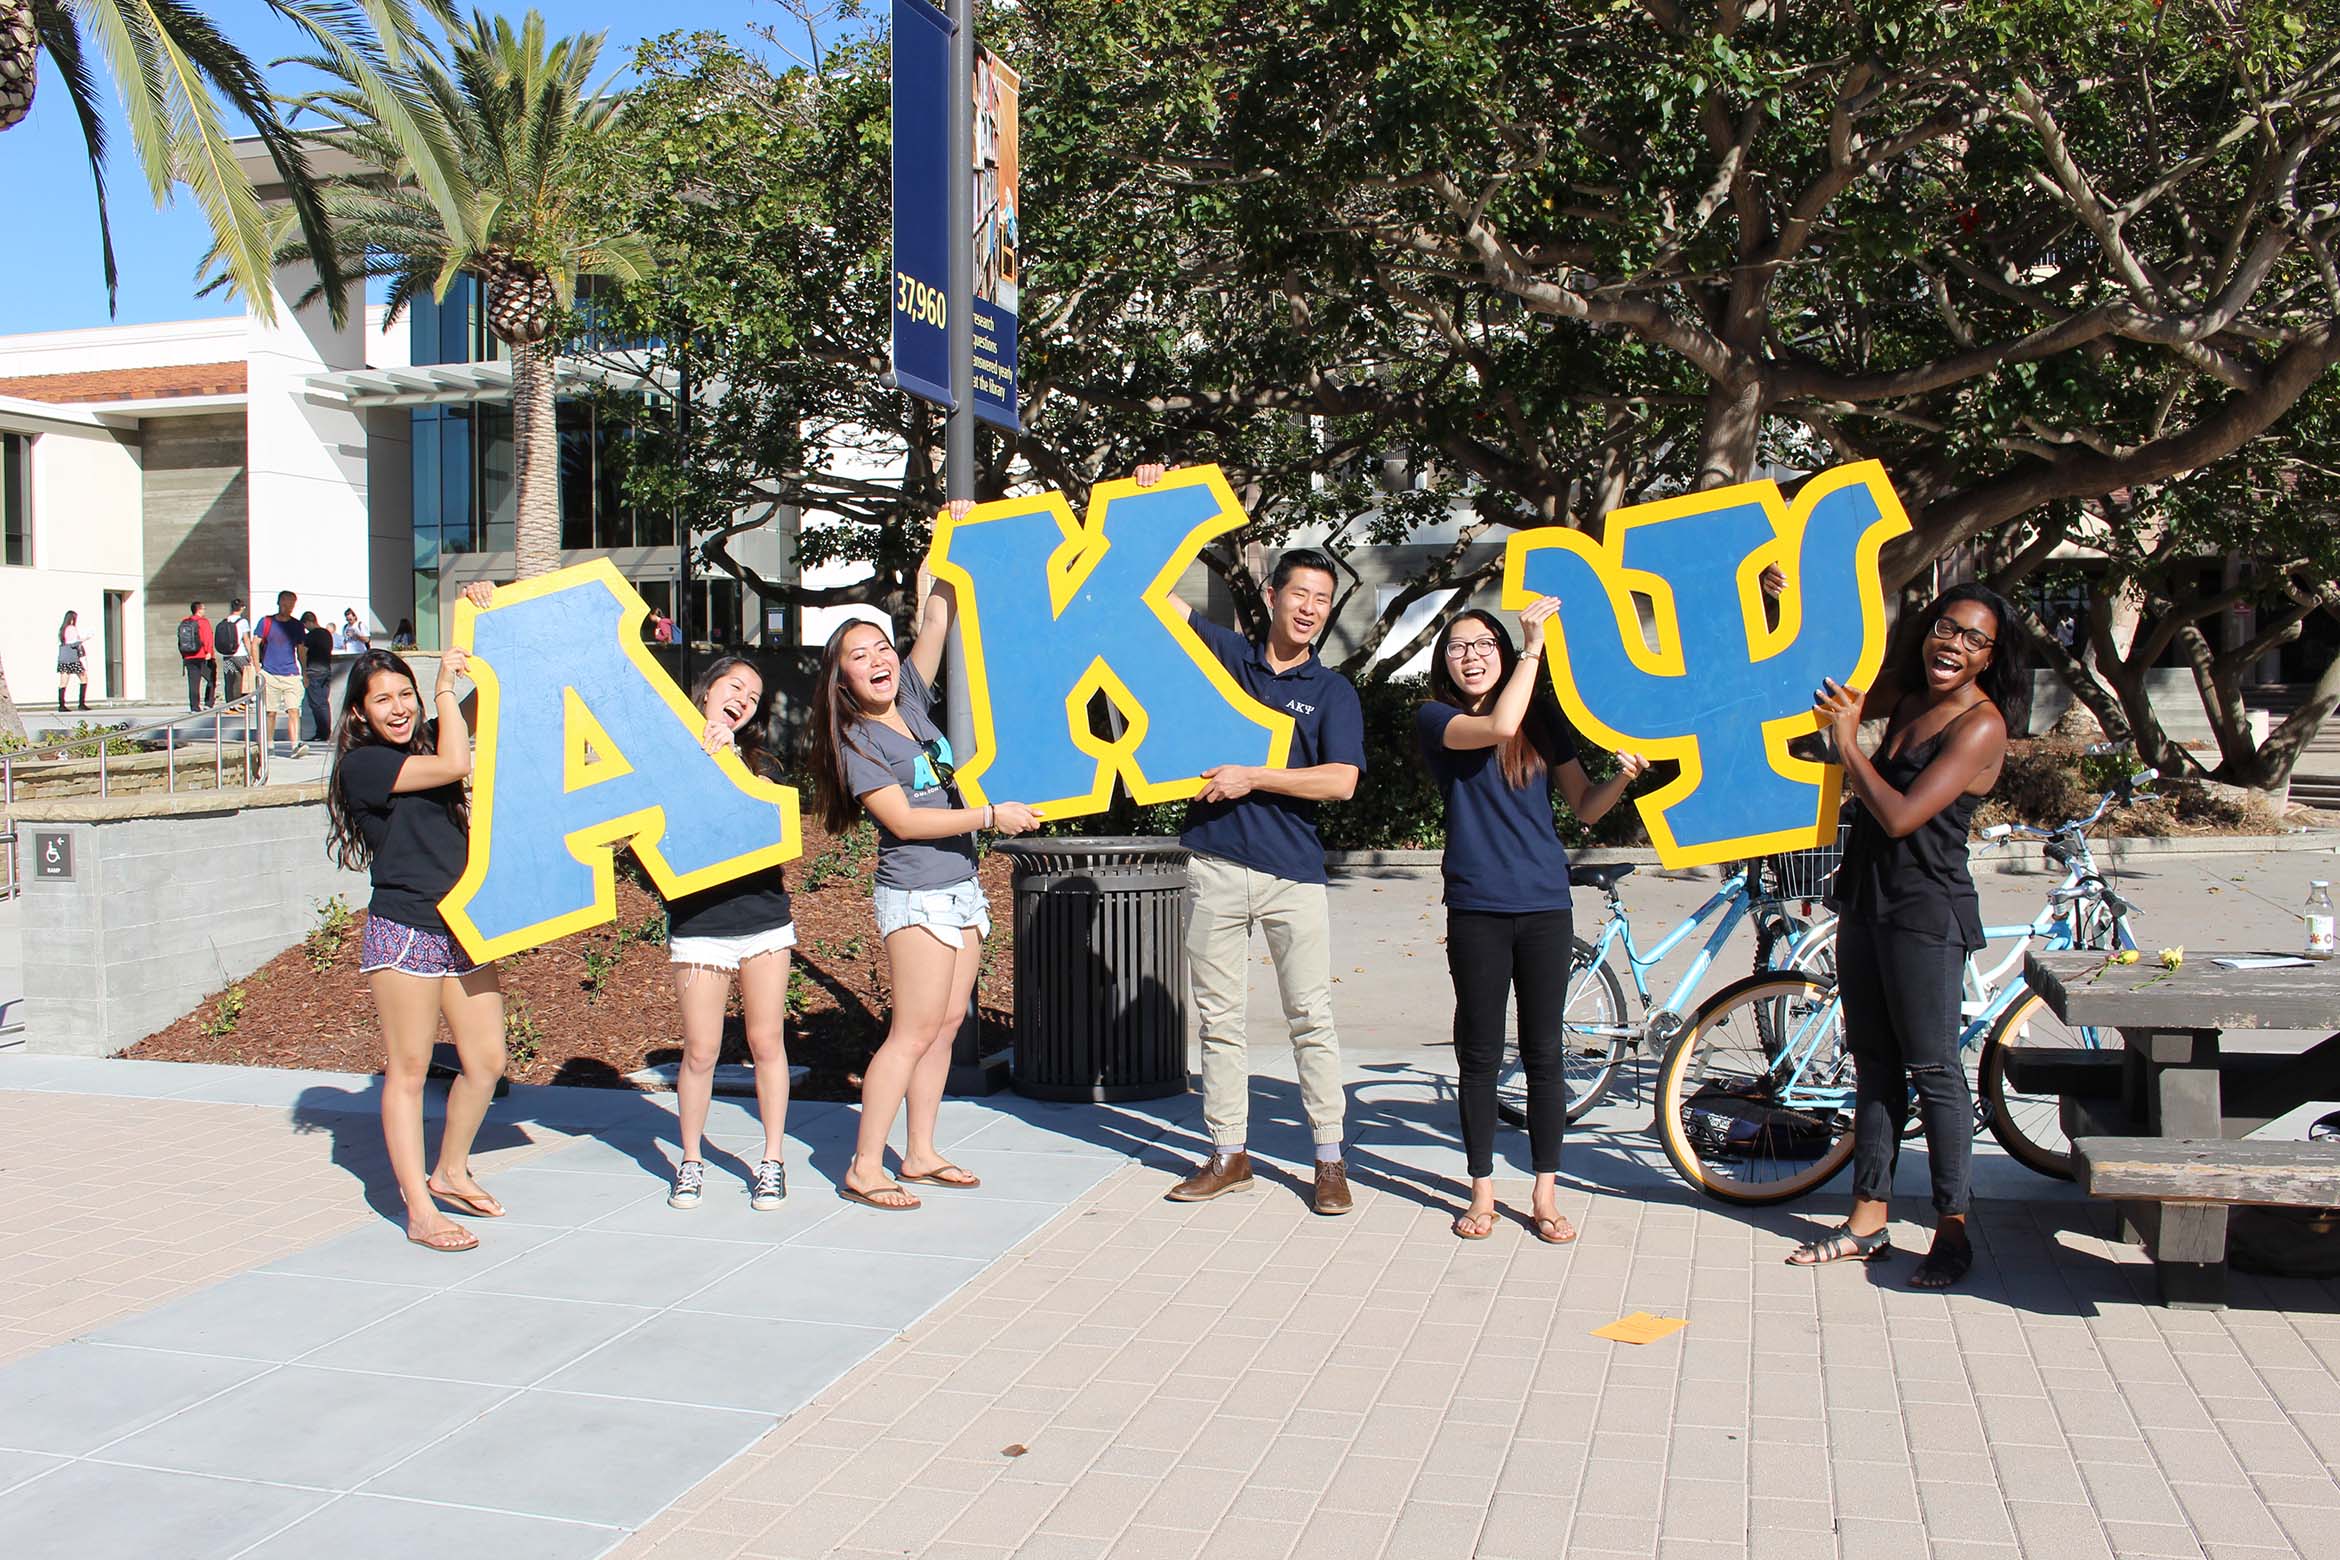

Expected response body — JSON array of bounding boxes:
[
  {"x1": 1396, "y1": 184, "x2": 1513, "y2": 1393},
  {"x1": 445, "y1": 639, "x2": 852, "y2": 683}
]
[{"x1": 840, "y1": 661, "x2": 980, "y2": 891}]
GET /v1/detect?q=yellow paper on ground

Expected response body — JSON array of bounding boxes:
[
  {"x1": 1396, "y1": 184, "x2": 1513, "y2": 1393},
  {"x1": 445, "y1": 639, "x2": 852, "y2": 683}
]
[{"x1": 1591, "y1": 1312, "x2": 1688, "y2": 1345}]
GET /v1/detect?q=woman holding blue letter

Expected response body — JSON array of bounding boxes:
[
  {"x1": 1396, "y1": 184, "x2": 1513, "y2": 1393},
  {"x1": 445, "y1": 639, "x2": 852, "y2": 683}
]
[
  {"x1": 1421, "y1": 598, "x2": 1643, "y2": 1244},
  {"x1": 808, "y1": 569, "x2": 1043, "y2": 1211}
]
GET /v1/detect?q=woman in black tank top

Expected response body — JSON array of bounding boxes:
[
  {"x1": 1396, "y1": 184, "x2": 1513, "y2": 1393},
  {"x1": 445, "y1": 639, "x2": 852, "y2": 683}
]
[{"x1": 1788, "y1": 584, "x2": 2012, "y2": 1290}]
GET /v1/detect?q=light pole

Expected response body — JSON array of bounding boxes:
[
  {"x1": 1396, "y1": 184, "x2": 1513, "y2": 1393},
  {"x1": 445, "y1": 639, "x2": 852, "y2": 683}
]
[{"x1": 940, "y1": 0, "x2": 977, "y2": 758}]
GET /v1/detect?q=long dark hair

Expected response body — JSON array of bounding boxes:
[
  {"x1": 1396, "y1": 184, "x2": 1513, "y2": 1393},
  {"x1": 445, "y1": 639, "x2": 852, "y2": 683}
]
[
  {"x1": 806, "y1": 618, "x2": 896, "y2": 834},
  {"x1": 1893, "y1": 582, "x2": 2019, "y2": 713},
  {"x1": 1427, "y1": 609, "x2": 1573, "y2": 790},
  {"x1": 326, "y1": 649, "x2": 466, "y2": 870},
  {"x1": 690, "y1": 654, "x2": 780, "y2": 782},
  {"x1": 57, "y1": 611, "x2": 75, "y2": 643}
]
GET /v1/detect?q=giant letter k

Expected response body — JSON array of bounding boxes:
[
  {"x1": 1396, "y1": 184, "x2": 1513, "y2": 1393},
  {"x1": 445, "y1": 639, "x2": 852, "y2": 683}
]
[{"x1": 930, "y1": 467, "x2": 1294, "y2": 817}]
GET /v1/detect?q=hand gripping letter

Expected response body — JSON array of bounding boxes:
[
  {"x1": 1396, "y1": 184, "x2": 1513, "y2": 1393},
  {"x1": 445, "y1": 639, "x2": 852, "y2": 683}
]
[
  {"x1": 928, "y1": 466, "x2": 1294, "y2": 818},
  {"x1": 1503, "y1": 462, "x2": 1912, "y2": 868},
  {"x1": 439, "y1": 560, "x2": 801, "y2": 960}
]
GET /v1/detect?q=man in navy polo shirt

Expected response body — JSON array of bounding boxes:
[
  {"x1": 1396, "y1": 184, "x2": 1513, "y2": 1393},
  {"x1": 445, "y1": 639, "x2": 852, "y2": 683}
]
[{"x1": 1135, "y1": 465, "x2": 1367, "y2": 1214}]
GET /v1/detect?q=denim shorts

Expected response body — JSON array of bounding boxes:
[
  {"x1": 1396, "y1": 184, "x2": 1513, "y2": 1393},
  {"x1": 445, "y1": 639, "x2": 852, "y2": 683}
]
[
  {"x1": 359, "y1": 915, "x2": 484, "y2": 978},
  {"x1": 873, "y1": 878, "x2": 992, "y2": 949},
  {"x1": 669, "y1": 921, "x2": 798, "y2": 970}
]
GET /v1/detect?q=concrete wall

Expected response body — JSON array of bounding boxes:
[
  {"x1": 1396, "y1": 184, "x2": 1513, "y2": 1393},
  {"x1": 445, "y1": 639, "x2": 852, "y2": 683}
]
[
  {"x1": 139, "y1": 412, "x2": 250, "y2": 699},
  {"x1": 0, "y1": 403, "x2": 148, "y2": 704},
  {"x1": 246, "y1": 274, "x2": 372, "y2": 629},
  {"x1": 16, "y1": 787, "x2": 368, "y2": 1056}
]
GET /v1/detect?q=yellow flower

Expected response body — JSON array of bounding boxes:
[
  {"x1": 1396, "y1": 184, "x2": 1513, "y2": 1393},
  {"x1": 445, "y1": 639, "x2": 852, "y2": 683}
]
[
  {"x1": 2158, "y1": 947, "x2": 2185, "y2": 969},
  {"x1": 2112, "y1": 949, "x2": 2141, "y2": 966}
]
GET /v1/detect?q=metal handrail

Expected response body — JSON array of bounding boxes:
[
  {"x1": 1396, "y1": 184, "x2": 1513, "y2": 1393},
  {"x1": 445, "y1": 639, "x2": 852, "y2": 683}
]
[{"x1": 3, "y1": 695, "x2": 262, "y2": 807}]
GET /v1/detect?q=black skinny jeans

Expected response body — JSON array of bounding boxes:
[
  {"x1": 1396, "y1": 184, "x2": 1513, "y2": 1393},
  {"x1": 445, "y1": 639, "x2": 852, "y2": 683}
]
[
  {"x1": 1836, "y1": 918, "x2": 1971, "y2": 1217},
  {"x1": 1447, "y1": 907, "x2": 1573, "y2": 1178},
  {"x1": 184, "y1": 658, "x2": 215, "y2": 711}
]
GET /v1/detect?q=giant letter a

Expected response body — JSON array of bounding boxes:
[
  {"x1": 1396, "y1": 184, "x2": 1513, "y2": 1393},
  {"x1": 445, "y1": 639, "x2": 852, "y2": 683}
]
[
  {"x1": 929, "y1": 466, "x2": 1293, "y2": 817},
  {"x1": 440, "y1": 560, "x2": 800, "y2": 961}
]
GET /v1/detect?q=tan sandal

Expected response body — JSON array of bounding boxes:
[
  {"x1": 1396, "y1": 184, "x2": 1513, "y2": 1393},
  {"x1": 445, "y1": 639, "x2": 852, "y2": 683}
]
[
  {"x1": 1453, "y1": 1207, "x2": 1498, "y2": 1240},
  {"x1": 406, "y1": 1224, "x2": 479, "y2": 1253},
  {"x1": 427, "y1": 1180, "x2": 505, "y2": 1218},
  {"x1": 1531, "y1": 1214, "x2": 1578, "y2": 1245},
  {"x1": 839, "y1": 1182, "x2": 920, "y2": 1211},
  {"x1": 899, "y1": 1163, "x2": 981, "y2": 1189}
]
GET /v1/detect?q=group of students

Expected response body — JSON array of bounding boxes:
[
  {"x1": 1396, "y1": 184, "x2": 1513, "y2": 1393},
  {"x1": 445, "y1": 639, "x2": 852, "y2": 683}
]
[
  {"x1": 327, "y1": 491, "x2": 2013, "y2": 1290},
  {"x1": 175, "y1": 595, "x2": 372, "y2": 726}
]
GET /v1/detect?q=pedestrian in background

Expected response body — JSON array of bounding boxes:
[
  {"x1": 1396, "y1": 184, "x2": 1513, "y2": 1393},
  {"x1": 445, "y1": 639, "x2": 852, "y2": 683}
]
[
  {"x1": 56, "y1": 610, "x2": 89, "y2": 713},
  {"x1": 178, "y1": 600, "x2": 217, "y2": 712},
  {"x1": 217, "y1": 598, "x2": 252, "y2": 703},
  {"x1": 253, "y1": 590, "x2": 308, "y2": 757},
  {"x1": 338, "y1": 608, "x2": 371, "y2": 655},
  {"x1": 300, "y1": 609, "x2": 337, "y2": 742}
]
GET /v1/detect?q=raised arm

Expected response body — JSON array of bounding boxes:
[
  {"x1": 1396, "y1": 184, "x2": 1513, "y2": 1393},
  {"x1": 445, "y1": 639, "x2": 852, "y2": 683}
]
[
  {"x1": 1820, "y1": 681, "x2": 2005, "y2": 838},
  {"x1": 1131, "y1": 463, "x2": 1195, "y2": 622},
  {"x1": 1438, "y1": 598, "x2": 1555, "y2": 751},
  {"x1": 908, "y1": 569, "x2": 954, "y2": 686},
  {"x1": 393, "y1": 647, "x2": 476, "y2": 791}
]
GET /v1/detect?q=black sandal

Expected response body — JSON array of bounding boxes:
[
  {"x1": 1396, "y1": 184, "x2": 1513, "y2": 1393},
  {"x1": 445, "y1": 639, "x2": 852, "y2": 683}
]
[
  {"x1": 1907, "y1": 1236, "x2": 1974, "y2": 1290},
  {"x1": 1786, "y1": 1223, "x2": 1892, "y2": 1266}
]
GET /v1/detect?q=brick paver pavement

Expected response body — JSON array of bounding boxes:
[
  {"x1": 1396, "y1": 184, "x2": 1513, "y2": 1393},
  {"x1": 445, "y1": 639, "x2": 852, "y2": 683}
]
[
  {"x1": 0, "y1": 1087, "x2": 553, "y2": 1367},
  {"x1": 609, "y1": 1155, "x2": 2340, "y2": 1560}
]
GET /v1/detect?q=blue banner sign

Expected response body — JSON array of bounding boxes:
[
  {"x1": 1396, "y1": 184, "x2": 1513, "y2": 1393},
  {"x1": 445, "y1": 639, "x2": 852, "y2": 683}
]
[
  {"x1": 971, "y1": 47, "x2": 1020, "y2": 430},
  {"x1": 891, "y1": 0, "x2": 954, "y2": 411}
]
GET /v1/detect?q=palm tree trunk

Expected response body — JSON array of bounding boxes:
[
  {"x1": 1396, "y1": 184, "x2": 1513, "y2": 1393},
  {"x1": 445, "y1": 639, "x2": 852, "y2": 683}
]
[
  {"x1": 509, "y1": 338, "x2": 562, "y2": 578},
  {"x1": 0, "y1": 654, "x2": 24, "y2": 744},
  {"x1": 0, "y1": 0, "x2": 36, "y2": 133}
]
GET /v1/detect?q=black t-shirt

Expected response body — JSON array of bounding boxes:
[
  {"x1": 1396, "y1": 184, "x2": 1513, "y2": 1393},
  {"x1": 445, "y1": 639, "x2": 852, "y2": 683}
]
[
  {"x1": 666, "y1": 866, "x2": 794, "y2": 941},
  {"x1": 337, "y1": 738, "x2": 469, "y2": 935},
  {"x1": 303, "y1": 625, "x2": 334, "y2": 675}
]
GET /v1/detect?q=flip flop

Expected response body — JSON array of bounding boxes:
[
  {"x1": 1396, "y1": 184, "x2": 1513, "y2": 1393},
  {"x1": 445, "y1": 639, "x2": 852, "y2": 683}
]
[
  {"x1": 899, "y1": 1164, "x2": 981, "y2": 1190},
  {"x1": 839, "y1": 1182, "x2": 921, "y2": 1211},
  {"x1": 1531, "y1": 1214, "x2": 1579, "y2": 1246},
  {"x1": 406, "y1": 1225, "x2": 479, "y2": 1253},
  {"x1": 427, "y1": 1181, "x2": 505, "y2": 1218},
  {"x1": 1453, "y1": 1208, "x2": 1498, "y2": 1240}
]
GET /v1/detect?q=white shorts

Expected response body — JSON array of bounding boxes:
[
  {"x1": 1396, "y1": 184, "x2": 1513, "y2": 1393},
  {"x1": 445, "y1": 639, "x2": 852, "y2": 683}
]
[
  {"x1": 669, "y1": 921, "x2": 797, "y2": 970},
  {"x1": 873, "y1": 878, "x2": 992, "y2": 949}
]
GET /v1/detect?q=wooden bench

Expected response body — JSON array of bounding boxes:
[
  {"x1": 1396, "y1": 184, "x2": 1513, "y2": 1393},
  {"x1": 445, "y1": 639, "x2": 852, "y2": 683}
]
[
  {"x1": 2074, "y1": 1137, "x2": 2340, "y2": 1307},
  {"x1": 1998, "y1": 1045, "x2": 2126, "y2": 1098}
]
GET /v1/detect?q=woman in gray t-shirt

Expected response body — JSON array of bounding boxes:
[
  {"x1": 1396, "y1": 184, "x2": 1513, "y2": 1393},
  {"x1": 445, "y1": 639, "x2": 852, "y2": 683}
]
[{"x1": 808, "y1": 575, "x2": 1043, "y2": 1210}]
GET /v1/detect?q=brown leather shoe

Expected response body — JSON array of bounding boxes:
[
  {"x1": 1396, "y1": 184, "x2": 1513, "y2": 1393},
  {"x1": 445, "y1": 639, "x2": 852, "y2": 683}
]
[
  {"x1": 1312, "y1": 1158, "x2": 1354, "y2": 1216},
  {"x1": 1166, "y1": 1151, "x2": 1254, "y2": 1202}
]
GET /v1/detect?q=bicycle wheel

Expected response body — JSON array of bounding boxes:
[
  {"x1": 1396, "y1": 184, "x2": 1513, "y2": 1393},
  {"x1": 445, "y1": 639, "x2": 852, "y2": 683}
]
[
  {"x1": 1754, "y1": 914, "x2": 1837, "y2": 1058},
  {"x1": 1496, "y1": 938, "x2": 1629, "y2": 1127},
  {"x1": 1977, "y1": 986, "x2": 2105, "y2": 1181},
  {"x1": 1656, "y1": 971, "x2": 1856, "y2": 1205}
]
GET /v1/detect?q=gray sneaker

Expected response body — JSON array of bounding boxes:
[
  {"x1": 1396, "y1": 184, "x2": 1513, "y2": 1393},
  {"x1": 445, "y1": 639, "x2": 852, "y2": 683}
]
[
  {"x1": 668, "y1": 1159, "x2": 705, "y2": 1209},
  {"x1": 751, "y1": 1159, "x2": 787, "y2": 1211}
]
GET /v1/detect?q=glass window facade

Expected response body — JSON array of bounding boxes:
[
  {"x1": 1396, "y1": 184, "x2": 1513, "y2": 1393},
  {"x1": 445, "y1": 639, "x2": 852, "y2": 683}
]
[{"x1": 0, "y1": 432, "x2": 28, "y2": 566}]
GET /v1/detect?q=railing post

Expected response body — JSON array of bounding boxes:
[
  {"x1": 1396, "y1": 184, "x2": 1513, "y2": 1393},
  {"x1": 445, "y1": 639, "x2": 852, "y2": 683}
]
[{"x1": 166, "y1": 724, "x2": 176, "y2": 792}]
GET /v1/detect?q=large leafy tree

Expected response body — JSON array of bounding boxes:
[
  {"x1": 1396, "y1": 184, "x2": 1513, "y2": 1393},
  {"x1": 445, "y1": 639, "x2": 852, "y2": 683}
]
[
  {"x1": 283, "y1": 8, "x2": 655, "y2": 577},
  {"x1": 0, "y1": 0, "x2": 443, "y2": 321}
]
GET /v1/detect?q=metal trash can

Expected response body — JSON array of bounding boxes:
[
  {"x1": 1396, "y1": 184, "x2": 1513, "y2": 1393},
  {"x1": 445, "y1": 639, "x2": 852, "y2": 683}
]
[{"x1": 995, "y1": 837, "x2": 1190, "y2": 1102}]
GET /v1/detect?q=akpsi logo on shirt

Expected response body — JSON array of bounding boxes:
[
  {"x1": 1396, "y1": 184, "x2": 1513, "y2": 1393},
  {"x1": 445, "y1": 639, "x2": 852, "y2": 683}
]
[{"x1": 1285, "y1": 700, "x2": 1316, "y2": 716}]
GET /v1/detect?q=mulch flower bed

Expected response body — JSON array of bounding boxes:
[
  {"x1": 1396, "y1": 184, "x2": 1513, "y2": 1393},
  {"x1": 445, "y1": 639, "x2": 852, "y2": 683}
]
[{"x1": 130, "y1": 822, "x2": 1015, "y2": 1102}]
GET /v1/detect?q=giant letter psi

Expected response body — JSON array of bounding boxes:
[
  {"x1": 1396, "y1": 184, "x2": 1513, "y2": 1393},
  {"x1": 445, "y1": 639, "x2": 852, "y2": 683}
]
[
  {"x1": 440, "y1": 561, "x2": 801, "y2": 961},
  {"x1": 928, "y1": 466, "x2": 1294, "y2": 817},
  {"x1": 1504, "y1": 462, "x2": 1911, "y2": 868}
]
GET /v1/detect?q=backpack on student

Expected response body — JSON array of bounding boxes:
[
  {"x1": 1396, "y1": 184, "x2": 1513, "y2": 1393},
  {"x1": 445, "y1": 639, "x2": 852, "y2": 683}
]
[
  {"x1": 214, "y1": 619, "x2": 240, "y2": 655},
  {"x1": 177, "y1": 618, "x2": 205, "y2": 656}
]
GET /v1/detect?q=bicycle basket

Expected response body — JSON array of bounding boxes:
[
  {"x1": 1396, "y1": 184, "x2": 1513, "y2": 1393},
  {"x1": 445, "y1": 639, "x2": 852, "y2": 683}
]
[{"x1": 1764, "y1": 815, "x2": 1853, "y2": 901}]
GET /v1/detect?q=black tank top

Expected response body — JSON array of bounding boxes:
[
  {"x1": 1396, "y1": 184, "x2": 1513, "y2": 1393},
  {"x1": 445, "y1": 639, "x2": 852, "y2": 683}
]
[{"x1": 1830, "y1": 713, "x2": 1987, "y2": 949}]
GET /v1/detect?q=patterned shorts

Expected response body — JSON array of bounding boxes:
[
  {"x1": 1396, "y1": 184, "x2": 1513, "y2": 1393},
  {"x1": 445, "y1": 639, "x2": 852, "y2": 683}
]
[{"x1": 359, "y1": 915, "x2": 484, "y2": 978}]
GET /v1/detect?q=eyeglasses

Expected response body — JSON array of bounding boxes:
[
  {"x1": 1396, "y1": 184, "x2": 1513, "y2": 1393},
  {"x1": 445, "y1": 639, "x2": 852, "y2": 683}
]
[
  {"x1": 1927, "y1": 617, "x2": 1997, "y2": 653},
  {"x1": 1444, "y1": 637, "x2": 1502, "y2": 662}
]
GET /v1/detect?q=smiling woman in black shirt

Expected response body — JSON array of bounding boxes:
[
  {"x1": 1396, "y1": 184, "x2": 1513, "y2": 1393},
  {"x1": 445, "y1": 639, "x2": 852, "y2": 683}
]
[
  {"x1": 658, "y1": 656, "x2": 800, "y2": 1215},
  {"x1": 326, "y1": 592, "x2": 506, "y2": 1253}
]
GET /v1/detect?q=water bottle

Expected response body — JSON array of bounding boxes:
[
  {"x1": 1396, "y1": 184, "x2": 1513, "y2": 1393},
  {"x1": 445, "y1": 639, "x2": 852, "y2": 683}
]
[{"x1": 2308, "y1": 881, "x2": 2336, "y2": 961}]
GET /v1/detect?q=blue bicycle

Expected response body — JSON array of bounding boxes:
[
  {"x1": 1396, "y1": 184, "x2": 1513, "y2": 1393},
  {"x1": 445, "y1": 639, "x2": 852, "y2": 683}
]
[{"x1": 1653, "y1": 766, "x2": 2154, "y2": 1204}]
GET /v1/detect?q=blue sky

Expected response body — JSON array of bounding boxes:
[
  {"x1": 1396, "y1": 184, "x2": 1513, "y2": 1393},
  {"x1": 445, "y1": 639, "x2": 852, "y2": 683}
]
[{"x1": 1, "y1": 1, "x2": 840, "y2": 335}]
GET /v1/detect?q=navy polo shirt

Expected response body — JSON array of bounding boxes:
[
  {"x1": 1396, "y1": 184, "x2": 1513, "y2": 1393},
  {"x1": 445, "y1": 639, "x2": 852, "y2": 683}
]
[
  {"x1": 1416, "y1": 701, "x2": 1584, "y2": 913},
  {"x1": 1179, "y1": 615, "x2": 1366, "y2": 886}
]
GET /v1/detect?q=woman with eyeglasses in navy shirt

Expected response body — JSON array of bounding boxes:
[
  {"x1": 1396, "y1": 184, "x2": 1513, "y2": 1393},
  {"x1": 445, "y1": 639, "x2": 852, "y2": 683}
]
[{"x1": 1420, "y1": 598, "x2": 1644, "y2": 1245}]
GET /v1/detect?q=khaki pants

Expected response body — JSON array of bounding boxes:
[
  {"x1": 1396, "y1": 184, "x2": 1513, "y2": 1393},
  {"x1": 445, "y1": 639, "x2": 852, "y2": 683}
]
[{"x1": 1185, "y1": 851, "x2": 1344, "y2": 1150}]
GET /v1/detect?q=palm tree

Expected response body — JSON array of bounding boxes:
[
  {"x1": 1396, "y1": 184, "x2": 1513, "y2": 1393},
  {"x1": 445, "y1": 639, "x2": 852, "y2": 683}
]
[
  {"x1": 282, "y1": 10, "x2": 654, "y2": 577},
  {"x1": 0, "y1": 0, "x2": 444, "y2": 322}
]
